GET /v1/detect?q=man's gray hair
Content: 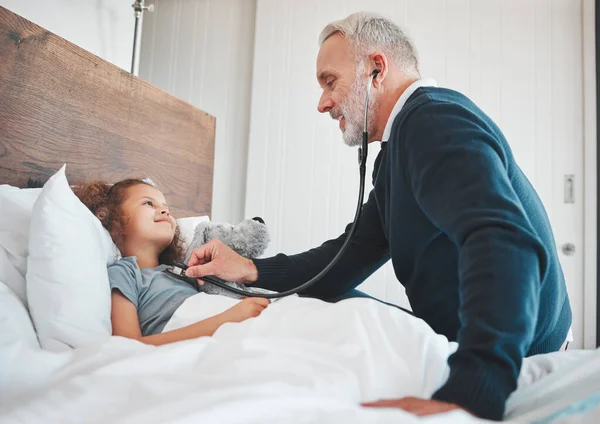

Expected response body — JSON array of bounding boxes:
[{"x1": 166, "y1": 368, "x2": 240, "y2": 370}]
[{"x1": 318, "y1": 12, "x2": 419, "y2": 74}]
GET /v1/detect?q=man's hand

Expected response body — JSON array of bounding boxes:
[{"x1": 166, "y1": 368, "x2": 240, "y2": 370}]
[
  {"x1": 186, "y1": 239, "x2": 259, "y2": 284},
  {"x1": 362, "y1": 397, "x2": 469, "y2": 417}
]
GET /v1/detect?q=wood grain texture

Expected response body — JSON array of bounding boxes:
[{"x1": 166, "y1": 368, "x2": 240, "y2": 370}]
[{"x1": 0, "y1": 6, "x2": 215, "y2": 218}]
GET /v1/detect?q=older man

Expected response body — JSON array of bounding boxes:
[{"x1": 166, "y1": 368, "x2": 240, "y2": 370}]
[{"x1": 186, "y1": 12, "x2": 572, "y2": 421}]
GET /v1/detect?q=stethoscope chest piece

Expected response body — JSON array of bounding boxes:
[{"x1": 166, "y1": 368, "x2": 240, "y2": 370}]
[{"x1": 166, "y1": 262, "x2": 200, "y2": 291}]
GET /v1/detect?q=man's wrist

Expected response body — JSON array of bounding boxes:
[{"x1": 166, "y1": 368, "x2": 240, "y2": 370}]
[{"x1": 245, "y1": 258, "x2": 258, "y2": 283}]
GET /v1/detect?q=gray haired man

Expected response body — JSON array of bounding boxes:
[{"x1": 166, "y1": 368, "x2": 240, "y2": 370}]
[{"x1": 186, "y1": 12, "x2": 572, "y2": 421}]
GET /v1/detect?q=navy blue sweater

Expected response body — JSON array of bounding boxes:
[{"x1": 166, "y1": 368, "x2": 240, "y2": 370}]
[{"x1": 253, "y1": 87, "x2": 572, "y2": 420}]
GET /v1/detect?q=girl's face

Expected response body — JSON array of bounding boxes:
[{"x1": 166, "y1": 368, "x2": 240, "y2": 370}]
[{"x1": 120, "y1": 184, "x2": 176, "y2": 251}]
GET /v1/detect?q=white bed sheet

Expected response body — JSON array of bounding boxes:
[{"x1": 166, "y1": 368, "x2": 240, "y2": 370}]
[
  {"x1": 505, "y1": 348, "x2": 600, "y2": 423},
  {"x1": 1, "y1": 294, "x2": 598, "y2": 424}
]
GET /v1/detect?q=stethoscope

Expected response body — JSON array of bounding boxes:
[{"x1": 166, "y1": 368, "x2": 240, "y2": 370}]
[{"x1": 167, "y1": 69, "x2": 381, "y2": 300}]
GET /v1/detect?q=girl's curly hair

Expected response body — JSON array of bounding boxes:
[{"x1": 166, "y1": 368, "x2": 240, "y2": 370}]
[{"x1": 73, "y1": 179, "x2": 185, "y2": 265}]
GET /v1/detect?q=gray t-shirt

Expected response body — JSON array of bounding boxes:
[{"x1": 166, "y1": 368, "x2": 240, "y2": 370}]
[{"x1": 107, "y1": 257, "x2": 248, "y2": 336}]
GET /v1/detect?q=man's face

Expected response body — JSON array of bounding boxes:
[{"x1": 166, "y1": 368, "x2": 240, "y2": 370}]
[{"x1": 316, "y1": 33, "x2": 373, "y2": 147}]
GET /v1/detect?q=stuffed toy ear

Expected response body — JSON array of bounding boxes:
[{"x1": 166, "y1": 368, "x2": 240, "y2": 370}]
[{"x1": 229, "y1": 219, "x2": 270, "y2": 258}]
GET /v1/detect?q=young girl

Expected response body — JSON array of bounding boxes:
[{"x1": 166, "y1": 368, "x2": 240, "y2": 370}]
[{"x1": 74, "y1": 179, "x2": 269, "y2": 346}]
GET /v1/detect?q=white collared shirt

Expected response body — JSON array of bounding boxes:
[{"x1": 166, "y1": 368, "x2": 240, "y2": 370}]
[{"x1": 380, "y1": 78, "x2": 438, "y2": 142}]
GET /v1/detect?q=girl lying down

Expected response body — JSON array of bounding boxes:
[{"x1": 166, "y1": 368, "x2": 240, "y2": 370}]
[{"x1": 74, "y1": 179, "x2": 271, "y2": 346}]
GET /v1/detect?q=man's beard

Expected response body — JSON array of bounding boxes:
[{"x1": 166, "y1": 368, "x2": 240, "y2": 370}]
[{"x1": 330, "y1": 72, "x2": 379, "y2": 147}]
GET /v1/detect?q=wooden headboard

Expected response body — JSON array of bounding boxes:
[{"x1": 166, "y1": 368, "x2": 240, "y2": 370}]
[{"x1": 0, "y1": 6, "x2": 215, "y2": 218}]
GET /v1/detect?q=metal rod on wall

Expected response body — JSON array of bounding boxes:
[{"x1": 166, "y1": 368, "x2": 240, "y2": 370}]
[{"x1": 131, "y1": 0, "x2": 155, "y2": 76}]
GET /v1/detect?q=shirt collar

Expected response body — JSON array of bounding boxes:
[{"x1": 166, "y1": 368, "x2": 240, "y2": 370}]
[{"x1": 380, "y1": 78, "x2": 437, "y2": 142}]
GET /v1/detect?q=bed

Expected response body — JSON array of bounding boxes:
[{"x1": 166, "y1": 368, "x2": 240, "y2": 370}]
[{"x1": 1, "y1": 6, "x2": 600, "y2": 424}]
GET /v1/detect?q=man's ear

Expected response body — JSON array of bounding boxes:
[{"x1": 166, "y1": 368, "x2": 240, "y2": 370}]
[{"x1": 369, "y1": 52, "x2": 388, "y2": 87}]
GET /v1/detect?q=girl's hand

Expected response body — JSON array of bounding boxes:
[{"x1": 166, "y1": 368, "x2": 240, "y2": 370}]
[{"x1": 220, "y1": 297, "x2": 269, "y2": 323}]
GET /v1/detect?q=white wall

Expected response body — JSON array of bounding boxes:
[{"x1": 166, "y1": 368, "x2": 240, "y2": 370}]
[
  {"x1": 2, "y1": 0, "x2": 134, "y2": 71},
  {"x1": 138, "y1": 0, "x2": 257, "y2": 224}
]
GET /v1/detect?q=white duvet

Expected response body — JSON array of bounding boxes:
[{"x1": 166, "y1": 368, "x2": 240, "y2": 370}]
[{"x1": 1, "y1": 294, "x2": 599, "y2": 424}]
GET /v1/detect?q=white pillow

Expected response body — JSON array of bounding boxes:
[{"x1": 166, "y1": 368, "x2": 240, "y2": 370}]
[
  {"x1": 0, "y1": 186, "x2": 42, "y2": 305},
  {"x1": 0, "y1": 281, "x2": 72, "y2": 394},
  {"x1": 26, "y1": 166, "x2": 116, "y2": 351},
  {"x1": 0, "y1": 246, "x2": 27, "y2": 305}
]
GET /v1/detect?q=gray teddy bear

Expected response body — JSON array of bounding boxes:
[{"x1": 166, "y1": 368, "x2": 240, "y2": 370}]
[{"x1": 183, "y1": 217, "x2": 271, "y2": 298}]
